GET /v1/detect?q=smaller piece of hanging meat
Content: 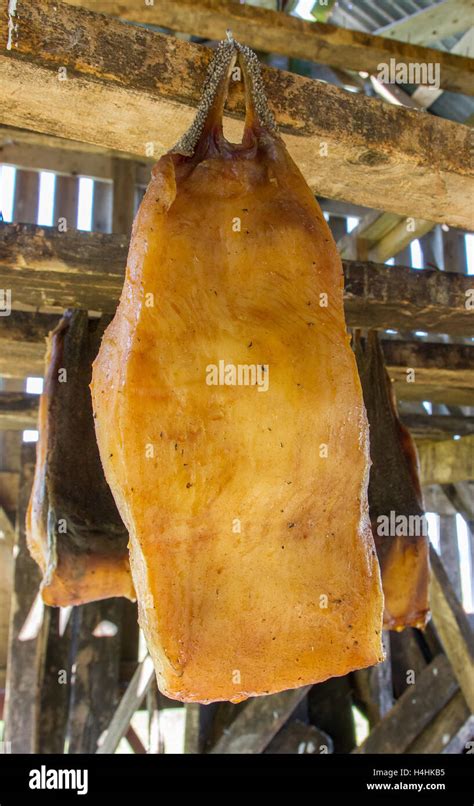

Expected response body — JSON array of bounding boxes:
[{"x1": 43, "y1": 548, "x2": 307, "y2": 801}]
[
  {"x1": 27, "y1": 310, "x2": 135, "y2": 607},
  {"x1": 354, "y1": 331, "x2": 430, "y2": 631}
]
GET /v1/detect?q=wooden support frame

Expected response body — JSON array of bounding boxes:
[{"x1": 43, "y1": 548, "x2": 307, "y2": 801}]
[
  {"x1": 429, "y1": 546, "x2": 474, "y2": 714},
  {"x1": 418, "y1": 436, "x2": 474, "y2": 486},
  {"x1": 1, "y1": 1, "x2": 472, "y2": 227},
  {"x1": 209, "y1": 686, "x2": 311, "y2": 753},
  {"x1": 0, "y1": 224, "x2": 471, "y2": 338},
  {"x1": 96, "y1": 655, "x2": 155, "y2": 754},
  {"x1": 62, "y1": 0, "x2": 474, "y2": 97},
  {"x1": 354, "y1": 655, "x2": 459, "y2": 754}
]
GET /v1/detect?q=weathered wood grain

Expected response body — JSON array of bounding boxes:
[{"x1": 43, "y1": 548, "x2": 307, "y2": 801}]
[
  {"x1": 406, "y1": 690, "x2": 471, "y2": 754},
  {"x1": 209, "y1": 686, "x2": 311, "y2": 753},
  {"x1": 264, "y1": 719, "x2": 333, "y2": 754},
  {"x1": 0, "y1": 1, "x2": 472, "y2": 226},
  {"x1": 63, "y1": 0, "x2": 474, "y2": 96},
  {"x1": 354, "y1": 655, "x2": 458, "y2": 754},
  {"x1": 430, "y1": 546, "x2": 474, "y2": 714},
  {"x1": 418, "y1": 436, "x2": 474, "y2": 486},
  {"x1": 96, "y1": 655, "x2": 155, "y2": 754},
  {"x1": 3, "y1": 444, "x2": 50, "y2": 753}
]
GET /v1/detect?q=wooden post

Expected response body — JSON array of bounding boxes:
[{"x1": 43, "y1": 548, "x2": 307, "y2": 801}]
[
  {"x1": 443, "y1": 227, "x2": 468, "y2": 275},
  {"x1": 67, "y1": 600, "x2": 123, "y2": 753},
  {"x1": 12, "y1": 169, "x2": 39, "y2": 225},
  {"x1": 92, "y1": 181, "x2": 113, "y2": 234},
  {"x1": 53, "y1": 175, "x2": 79, "y2": 231},
  {"x1": 3, "y1": 444, "x2": 50, "y2": 753},
  {"x1": 352, "y1": 632, "x2": 393, "y2": 725},
  {"x1": 38, "y1": 608, "x2": 73, "y2": 753},
  {"x1": 112, "y1": 159, "x2": 136, "y2": 236},
  {"x1": 439, "y1": 515, "x2": 463, "y2": 602}
]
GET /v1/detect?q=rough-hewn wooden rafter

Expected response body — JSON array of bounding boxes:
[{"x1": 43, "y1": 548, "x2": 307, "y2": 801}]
[
  {"x1": 62, "y1": 0, "x2": 474, "y2": 97},
  {"x1": 0, "y1": 1, "x2": 472, "y2": 227},
  {"x1": 0, "y1": 224, "x2": 471, "y2": 339}
]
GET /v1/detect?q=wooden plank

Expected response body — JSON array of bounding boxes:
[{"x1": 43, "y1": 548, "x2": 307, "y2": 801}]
[
  {"x1": 0, "y1": 507, "x2": 14, "y2": 690},
  {"x1": 209, "y1": 686, "x2": 311, "y2": 754},
  {"x1": 0, "y1": 224, "x2": 471, "y2": 337},
  {"x1": 340, "y1": 214, "x2": 435, "y2": 264},
  {"x1": 418, "y1": 436, "x2": 474, "y2": 485},
  {"x1": 401, "y1": 414, "x2": 474, "y2": 441},
  {"x1": 38, "y1": 607, "x2": 73, "y2": 753},
  {"x1": 406, "y1": 690, "x2": 471, "y2": 754},
  {"x1": 63, "y1": 0, "x2": 474, "y2": 96},
  {"x1": 442, "y1": 482, "x2": 473, "y2": 532},
  {"x1": 376, "y1": 0, "x2": 474, "y2": 46},
  {"x1": 354, "y1": 655, "x2": 458, "y2": 754},
  {"x1": 412, "y1": 28, "x2": 474, "y2": 110},
  {"x1": 439, "y1": 515, "x2": 463, "y2": 602},
  {"x1": 68, "y1": 599, "x2": 124, "y2": 753},
  {"x1": 96, "y1": 655, "x2": 155, "y2": 754},
  {"x1": 1, "y1": 1, "x2": 472, "y2": 227},
  {"x1": 92, "y1": 181, "x2": 113, "y2": 233},
  {"x1": 112, "y1": 159, "x2": 136, "y2": 235},
  {"x1": 53, "y1": 174, "x2": 79, "y2": 231},
  {"x1": 12, "y1": 169, "x2": 39, "y2": 225},
  {"x1": 352, "y1": 633, "x2": 393, "y2": 726},
  {"x1": 442, "y1": 714, "x2": 474, "y2": 754},
  {"x1": 264, "y1": 720, "x2": 333, "y2": 754},
  {"x1": 184, "y1": 704, "x2": 203, "y2": 754},
  {"x1": 3, "y1": 444, "x2": 50, "y2": 753},
  {"x1": 390, "y1": 629, "x2": 428, "y2": 700},
  {"x1": 382, "y1": 341, "x2": 474, "y2": 407},
  {"x1": 0, "y1": 392, "x2": 39, "y2": 430},
  {"x1": 430, "y1": 546, "x2": 474, "y2": 714}
]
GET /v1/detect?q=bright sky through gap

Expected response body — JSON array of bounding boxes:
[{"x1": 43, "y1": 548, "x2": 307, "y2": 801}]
[
  {"x1": 0, "y1": 165, "x2": 16, "y2": 222},
  {"x1": 410, "y1": 239, "x2": 423, "y2": 269},
  {"x1": 38, "y1": 171, "x2": 56, "y2": 226},
  {"x1": 78, "y1": 177, "x2": 94, "y2": 231}
]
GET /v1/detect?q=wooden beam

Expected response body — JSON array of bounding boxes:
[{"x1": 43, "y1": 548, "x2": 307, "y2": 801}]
[
  {"x1": 338, "y1": 212, "x2": 434, "y2": 262},
  {"x1": 430, "y1": 546, "x2": 474, "y2": 714},
  {"x1": 0, "y1": 126, "x2": 152, "y2": 185},
  {"x1": 382, "y1": 341, "x2": 474, "y2": 408},
  {"x1": 63, "y1": 0, "x2": 474, "y2": 97},
  {"x1": 442, "y1": 714, "x2": 474, "y2": 754},
  {"x1": 209, "y1": 686, "x2": 311, "y2": 753},
  {"x1": 418, "y1": 436, "x2": 474, "y2": 485},
  {"x1": 68, "y1": 600, "x2": 124, "y2": 753},
  {"x1": 412, "y1": 27, "x2": 474, "y2": 109},
  {"x1": 439, "y1": 515, "x2": 463, "y2": 602},
  {"x1": 0, "y1": 392, "x2": 39, "y2": 430},
  {"x1": 1, "y1": 2, "x2": 472, "y2": 227},
  {"x1": 442, "y1": 482, "x2": 473, "y2": 531},
  {"x1": 352, "y1": 633, "x2": 393, "y2": 726},
  {"x1": 0, "y1": 224, "x2": 471, "y2": 338},
  {"x1": 96, "y1": 655, "x2": 155, "y2": 754},
  {"x1": 406, "y1": 690, "x2": 471, "y2": 753},
  {"x1": 264, "y1": 720, "x2": 333, "y2": 754},
  {"x1": 354, "y1": 655, "x2": 458, "y2": 754},
  {"x1": 38, "y1": 608, "x2": 73, "y2": 753},
  {"x1": 4, "y1": 392, "x2": 470, "y2": 437},
  {"x1": 3, "y1": 444, "x2": 50, "y2": 753},
  {"x1": 401, "y1": 414, "x2": 474, "y2": 441}
]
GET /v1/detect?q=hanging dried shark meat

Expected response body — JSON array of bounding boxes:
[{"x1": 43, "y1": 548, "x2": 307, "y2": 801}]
[
  {"x1": 354, "y1": 331, "x2": 430, "y2": 631},
  {"x1": 91, "y1": 38, "x2": 384, "y2": 703},
  {"x1": 27, "y1": 310, "x2": 134, "y2": 607}
]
